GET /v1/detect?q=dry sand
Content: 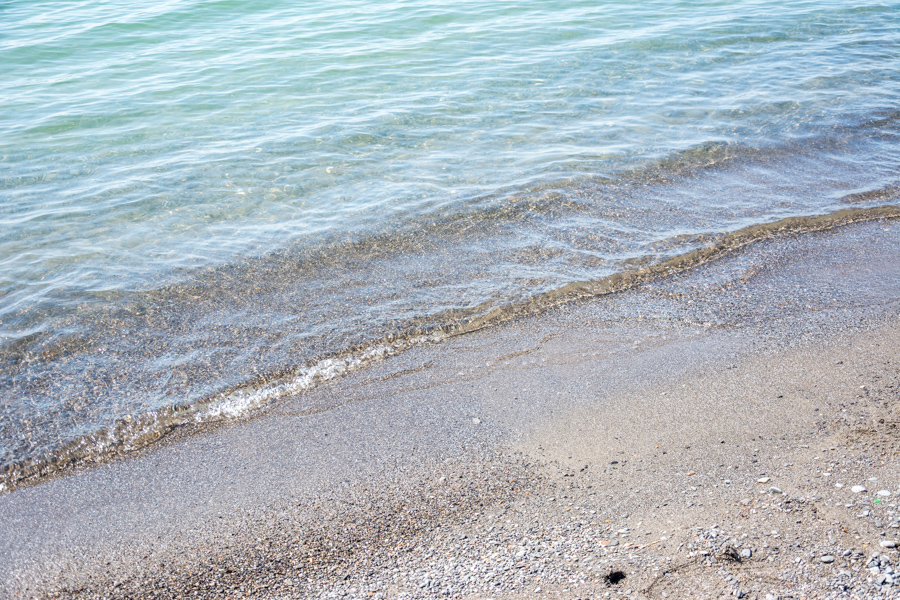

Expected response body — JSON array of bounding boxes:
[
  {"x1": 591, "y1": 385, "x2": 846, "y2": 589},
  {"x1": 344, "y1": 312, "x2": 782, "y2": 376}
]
[{"x1": 2, "y1": 219, "x2": 900, "y2": 600}]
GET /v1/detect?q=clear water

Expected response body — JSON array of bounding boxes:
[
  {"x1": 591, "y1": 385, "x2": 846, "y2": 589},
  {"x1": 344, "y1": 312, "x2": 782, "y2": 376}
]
[{"x1": 1, "y1": 0, "x2": 899, "y2": 487}]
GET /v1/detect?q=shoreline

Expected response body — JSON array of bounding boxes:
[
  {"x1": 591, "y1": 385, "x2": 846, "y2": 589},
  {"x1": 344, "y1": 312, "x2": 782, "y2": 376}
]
[
  {"x1": 5, "y1": 205, "x2": 900, "y2": 497},
  {"x1": 3, "y1": 219, "x2": 900, "y2": 599}
]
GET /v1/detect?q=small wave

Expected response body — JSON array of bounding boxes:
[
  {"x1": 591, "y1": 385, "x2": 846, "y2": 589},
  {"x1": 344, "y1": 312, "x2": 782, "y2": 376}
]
[
  {"x1": 417, "y1": 204, "x2": 900, "y2": 335},
  {"x1": 841, "y1": 185, "x2": 900, "y2": 206},
  {"x1": 0, "y1": 332, "x2": 445, "y2": 493},
  {"x1": 200, "y1": 332, "x2": 444, "y2": 419},
  {"x1": 3, "y1": 204, "x2": 898, "y2": 494}
]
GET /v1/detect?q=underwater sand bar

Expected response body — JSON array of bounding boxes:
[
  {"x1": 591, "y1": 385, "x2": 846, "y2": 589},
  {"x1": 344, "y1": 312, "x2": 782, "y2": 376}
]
[{"x1": 2, "y1": 218, "x2": 900, "y2": 599}]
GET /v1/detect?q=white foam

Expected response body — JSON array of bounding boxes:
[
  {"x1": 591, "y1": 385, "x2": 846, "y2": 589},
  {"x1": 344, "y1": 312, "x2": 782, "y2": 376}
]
[
  {"x1": 200, "y1": 333, "x2": 442, "y2": 421},
  {"x1": 2, "y1": 332, "x2": 445, "y2": 493}
]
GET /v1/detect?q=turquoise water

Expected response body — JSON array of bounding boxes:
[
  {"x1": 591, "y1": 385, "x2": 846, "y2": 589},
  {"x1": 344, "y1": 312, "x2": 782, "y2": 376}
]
[{"x1": 1, "y1": 0, "x2": 899, "y2": 487}]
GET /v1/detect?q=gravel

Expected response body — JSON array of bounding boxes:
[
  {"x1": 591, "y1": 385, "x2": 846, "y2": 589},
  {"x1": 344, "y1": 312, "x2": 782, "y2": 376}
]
[
  {"x1": 22, "y1": 223, "x2": 900, "y2": 600},
  {"x1": 48, "y1": 425, "x2": 900, "y2": 600}
]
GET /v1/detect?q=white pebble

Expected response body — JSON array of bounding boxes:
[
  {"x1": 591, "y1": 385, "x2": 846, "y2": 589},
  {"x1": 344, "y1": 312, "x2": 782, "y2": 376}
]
[{"x1": 851, "y1": 485, "x2": 867, "y2": 494}]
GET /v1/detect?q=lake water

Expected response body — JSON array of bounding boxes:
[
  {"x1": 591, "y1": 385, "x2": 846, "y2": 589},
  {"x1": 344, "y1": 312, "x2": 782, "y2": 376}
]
[{"x1": 1, "y1": 0, "x2": 899, "y2": 489}]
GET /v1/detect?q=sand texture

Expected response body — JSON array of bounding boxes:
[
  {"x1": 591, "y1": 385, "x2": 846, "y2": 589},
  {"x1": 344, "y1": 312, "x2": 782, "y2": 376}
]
[{"x1": 2, "y1": 220, "x2": 900, "y2": 600}]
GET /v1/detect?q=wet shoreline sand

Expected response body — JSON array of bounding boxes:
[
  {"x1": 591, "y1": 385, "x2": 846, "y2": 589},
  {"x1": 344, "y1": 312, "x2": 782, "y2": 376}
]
[{"x1": 3, "y1": 218, "x2": 900, "y2": 599}]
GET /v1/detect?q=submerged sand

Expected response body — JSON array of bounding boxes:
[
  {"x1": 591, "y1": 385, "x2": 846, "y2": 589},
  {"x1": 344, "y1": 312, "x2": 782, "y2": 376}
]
[{"x1": 2, "y1": 219, "x2": 900, "y2": 600}]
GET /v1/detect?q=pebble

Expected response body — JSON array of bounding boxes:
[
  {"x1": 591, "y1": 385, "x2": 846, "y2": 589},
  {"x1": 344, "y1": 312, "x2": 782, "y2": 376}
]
[
  {"x1": 35, "y1": 417, "x2": 900, "y2": 600},
  {"x1": 851, "y1": 485, "x2": 867, "y2": 493},
  {"x1": 877, "y1": 490, "x2": 892, "y2": 497},
  {"x1": 757, "y1": 477, "x2": 770, "y2": 483}
]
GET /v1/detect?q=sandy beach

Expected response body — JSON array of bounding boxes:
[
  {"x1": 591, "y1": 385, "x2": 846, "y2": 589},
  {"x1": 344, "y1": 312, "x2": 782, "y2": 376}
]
[
  {"x1": 2, "y1": 218, "x2": 900, "y2": 600},
  {"x1": 4, "y1": 2, "x2": 900, "y2": 599}
]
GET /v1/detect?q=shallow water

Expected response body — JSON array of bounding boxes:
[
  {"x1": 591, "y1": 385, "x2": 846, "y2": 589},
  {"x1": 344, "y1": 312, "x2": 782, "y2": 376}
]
[{"x1": 1, "y1": 0, "x2": 899, "y2": 488}]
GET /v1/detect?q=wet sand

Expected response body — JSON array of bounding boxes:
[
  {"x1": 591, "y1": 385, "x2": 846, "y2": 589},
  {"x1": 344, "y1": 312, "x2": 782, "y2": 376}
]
[{"x1": 2, "y1": 218, "x2": 900, "y2": 599}]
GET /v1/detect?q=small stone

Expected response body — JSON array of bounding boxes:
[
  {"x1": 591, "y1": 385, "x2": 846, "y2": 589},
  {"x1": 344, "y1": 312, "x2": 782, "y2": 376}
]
[
  {"x1": 757, "y1": 477, "x2": 770, "y2": 483},
  {"x1": 769, "y1": 487, "x2": 782, "y2": 494},
  {"x1": 472, "y1": 418, "x2": 481, "y2": 425},
  {"x1": 820, "y1": 555, "x2": 835, "y2": 563},
  {"x1": 877, "y1": 490, "x2": 892, "y2": 497},
  {"x1": 740, "y1": 548, "x2": 752, "y2": 559},
  {"x1": 740, "y1": 498, "x2": 751, "y2": 505},
  {"x1": 851, "y1": 485, "x2": 867, "y2": 494},
  {"x1": 880, "y1": 540, "x2": 897, "y2": 548}
]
